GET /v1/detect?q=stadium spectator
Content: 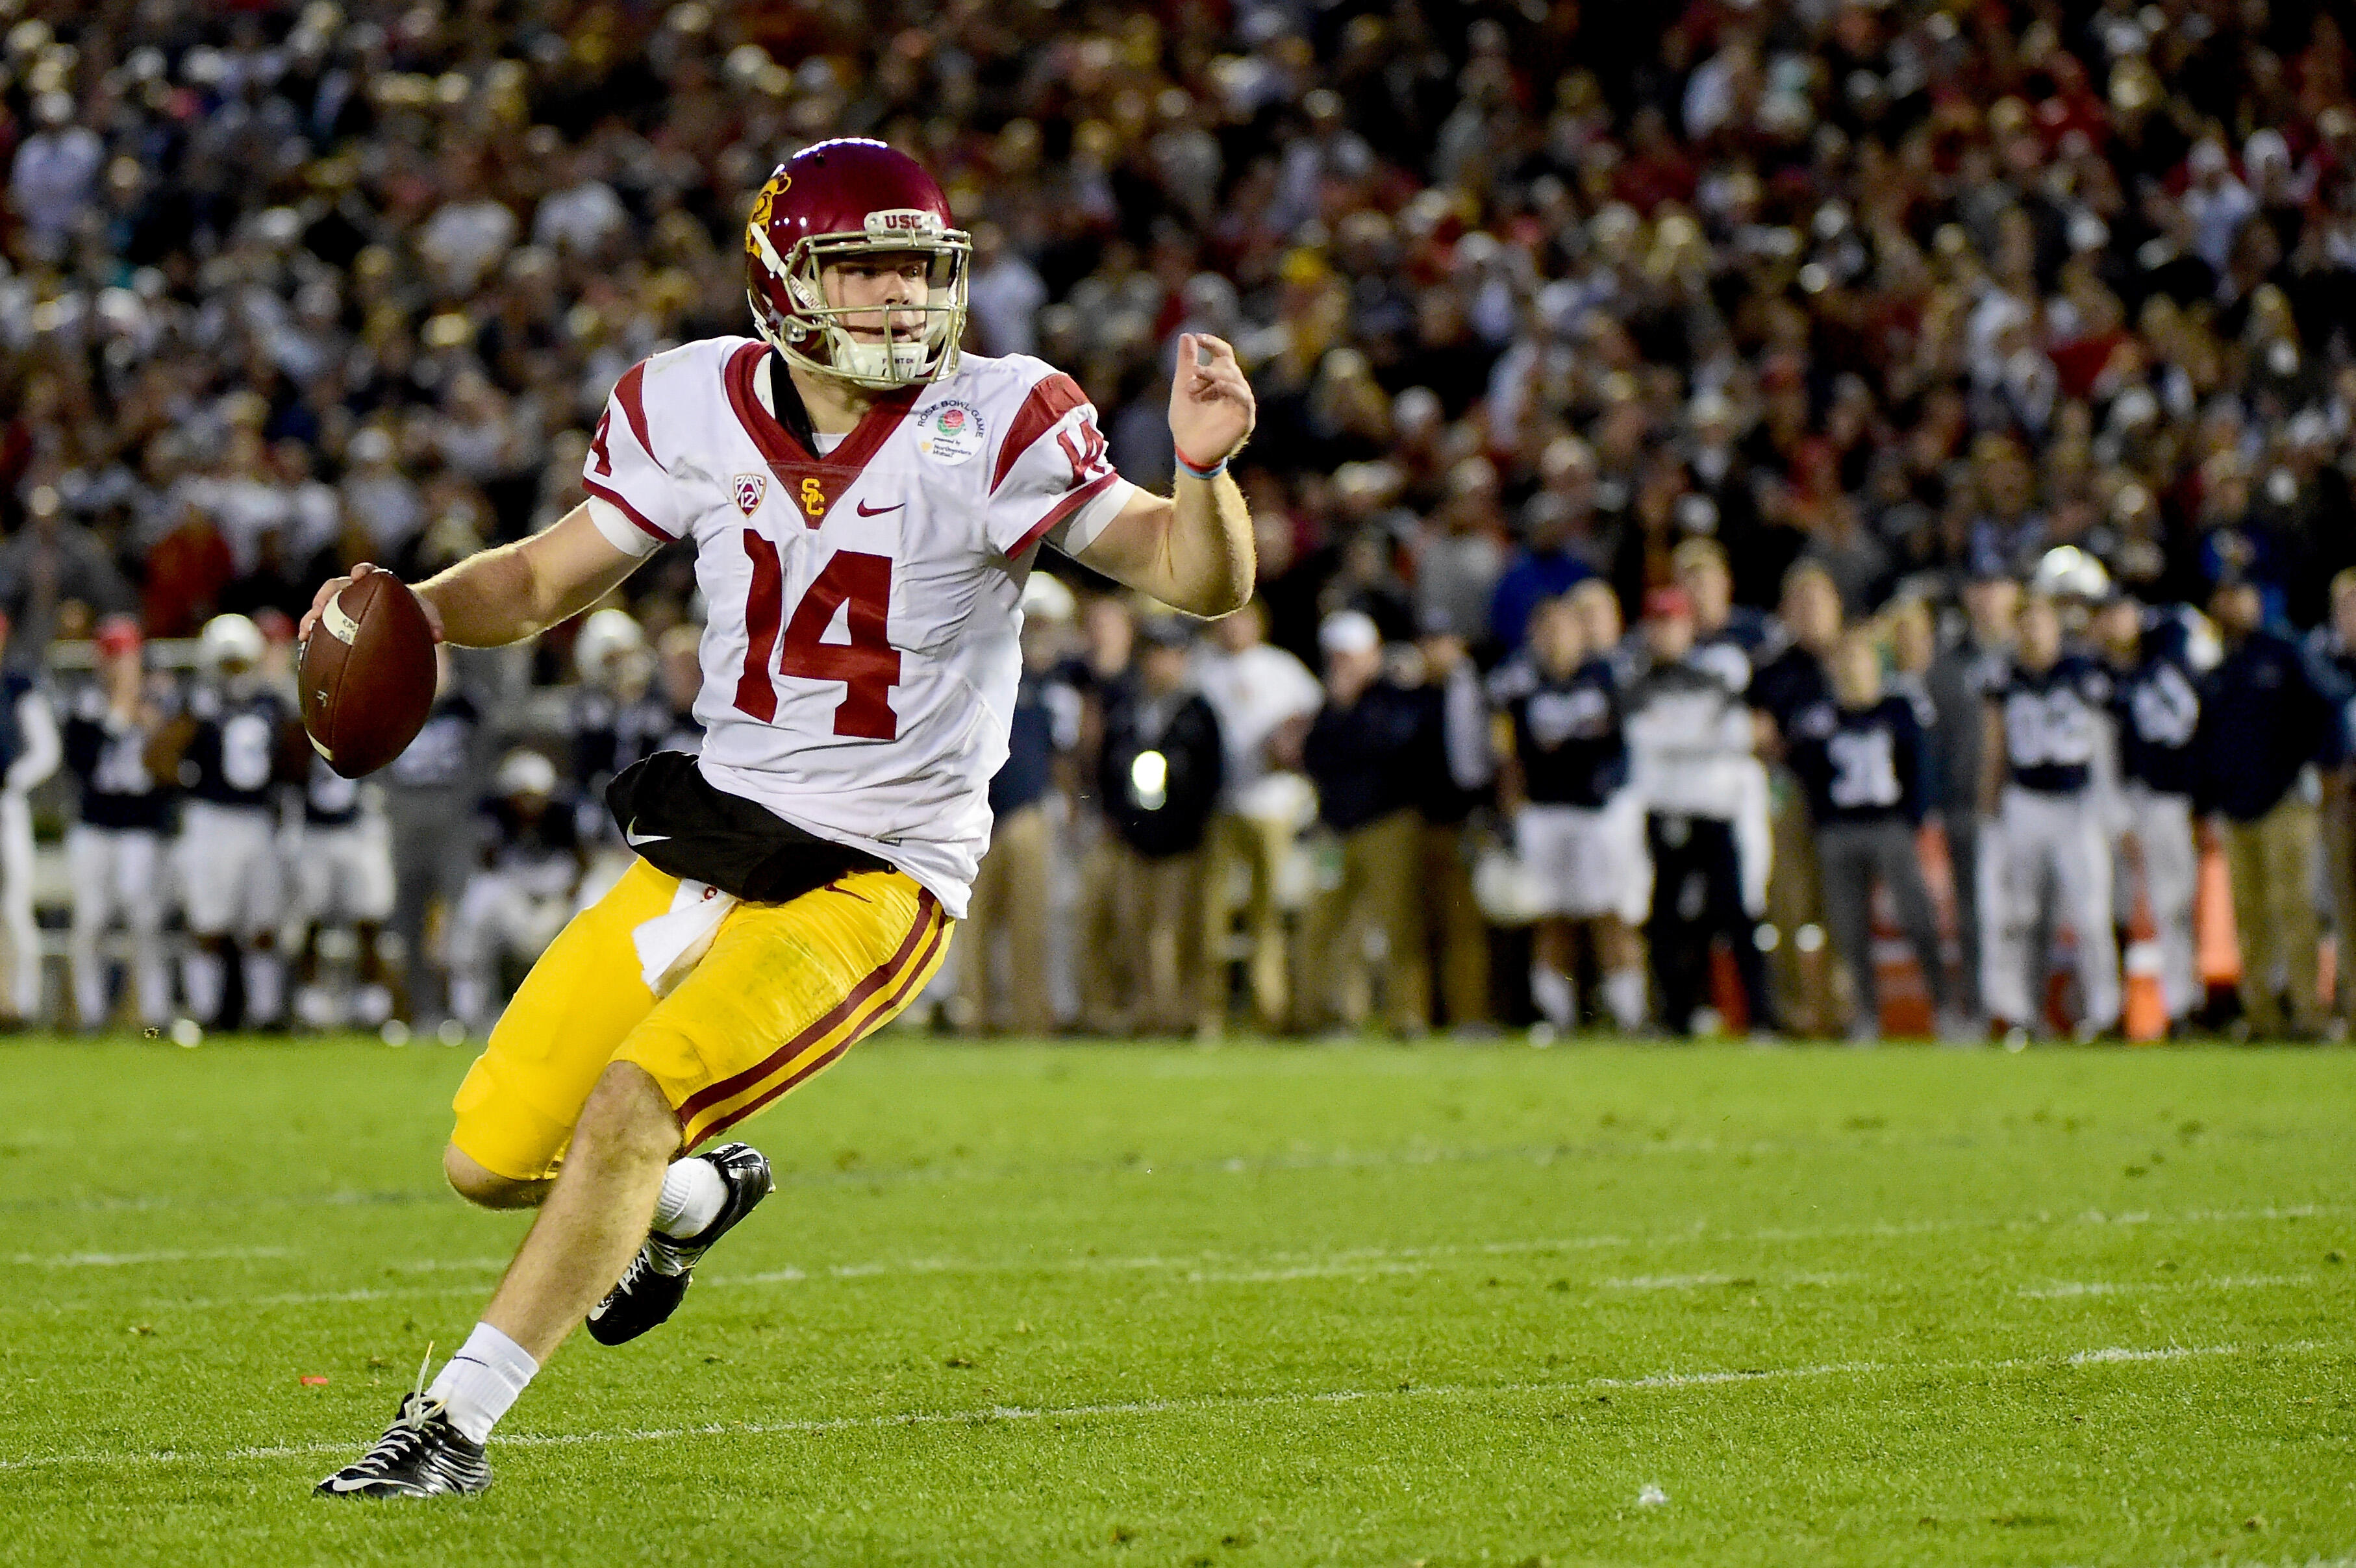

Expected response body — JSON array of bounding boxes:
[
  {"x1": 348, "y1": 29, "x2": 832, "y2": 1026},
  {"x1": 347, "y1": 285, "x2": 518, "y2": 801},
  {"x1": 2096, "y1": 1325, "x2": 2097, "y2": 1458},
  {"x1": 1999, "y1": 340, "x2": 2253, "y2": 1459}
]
[
  {"x1": 2198, "y1": 580, "x2": 2350, "y2": 1039},
  {"x1": 1093, "y1": 617, "x2": 1224, "y2": 1036},
  {"x1": 1299, "y1": 610, "x2": 1428, "y2": 1036}
]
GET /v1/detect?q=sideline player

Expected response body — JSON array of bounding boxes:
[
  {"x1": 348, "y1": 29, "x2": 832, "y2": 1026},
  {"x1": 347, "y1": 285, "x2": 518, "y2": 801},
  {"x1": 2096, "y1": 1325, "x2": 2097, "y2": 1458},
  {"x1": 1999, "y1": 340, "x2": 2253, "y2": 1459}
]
[
  {"x1": 289, "y1": 750, "x2": 399, "y2": 1031},
  {"x1": 62, "y1": 616, "x2": 175, "y2": 1030},
  {"x1": 1494, "y1": 595, "x2": 1648, "y2": 1034},
  {"x1": 2095, "y1": 587, "x2": 2208, "y2": 1031},
  {"x1": 310, "y1": 138, "x2": 1255, "y2": 1497},
  {"x1": 1977, "y1": 586, "x2": 2120, "y2": 1039},
  {"x1": 153, "y1": 614, "x2": 302, "y2": 1030}
]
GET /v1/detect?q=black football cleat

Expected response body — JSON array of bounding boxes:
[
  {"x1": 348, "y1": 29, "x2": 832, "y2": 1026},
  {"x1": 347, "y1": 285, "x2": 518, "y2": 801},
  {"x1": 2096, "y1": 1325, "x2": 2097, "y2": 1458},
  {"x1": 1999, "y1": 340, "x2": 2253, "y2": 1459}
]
[
  {"x1": 316, "y1": 1393, "x2": 491, "y2": 1499},
  {"x1": 586, "y1": 1142, "x2": 774, "y2": 1347}
]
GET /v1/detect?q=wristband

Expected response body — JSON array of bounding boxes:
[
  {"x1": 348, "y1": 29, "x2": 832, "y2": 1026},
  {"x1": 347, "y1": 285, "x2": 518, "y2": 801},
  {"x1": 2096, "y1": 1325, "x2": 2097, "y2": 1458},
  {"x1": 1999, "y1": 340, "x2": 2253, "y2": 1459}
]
[{"x1": 1175, "y1": 445, "x2": 1229, "y2": 480}]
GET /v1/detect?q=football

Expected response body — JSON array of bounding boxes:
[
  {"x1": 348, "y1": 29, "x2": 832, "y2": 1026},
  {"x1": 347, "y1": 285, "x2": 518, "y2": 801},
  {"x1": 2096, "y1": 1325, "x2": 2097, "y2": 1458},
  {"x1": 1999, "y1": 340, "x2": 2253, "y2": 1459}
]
[{"x1": 298, "y1": 569, "x2": 438, "y2": 778}]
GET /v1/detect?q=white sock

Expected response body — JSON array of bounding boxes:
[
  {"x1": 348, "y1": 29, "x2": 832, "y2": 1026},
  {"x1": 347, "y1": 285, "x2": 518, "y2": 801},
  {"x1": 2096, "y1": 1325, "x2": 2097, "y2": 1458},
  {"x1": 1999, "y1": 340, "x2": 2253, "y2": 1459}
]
[
  {"x1": 1604, "y1": 967, "x2": 1648, "y2": 1032},
  {"x1": 245, "y1": 950, "x2": 283, "y2": 1023},
  {"x1": 652, "y1": 1156, "x2": 727, "y2": 1239},
  {"x1": 425, "y1": 1321, "x2": 538, "y2": 1444},
  {"x1": 182, "y1": 951, "x2": 223, "y2": 1023},
  {"x1": 1530, "y1": 965, "x2": 1574, "y2": 1030}
]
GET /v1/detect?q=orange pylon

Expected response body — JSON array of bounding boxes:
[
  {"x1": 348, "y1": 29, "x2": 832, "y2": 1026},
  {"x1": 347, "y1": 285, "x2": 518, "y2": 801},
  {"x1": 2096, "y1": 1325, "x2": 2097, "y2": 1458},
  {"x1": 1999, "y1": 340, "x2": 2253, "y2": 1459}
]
[{"x1": 2122, "y1": 849, "x2": 2166, "y2": 1043}]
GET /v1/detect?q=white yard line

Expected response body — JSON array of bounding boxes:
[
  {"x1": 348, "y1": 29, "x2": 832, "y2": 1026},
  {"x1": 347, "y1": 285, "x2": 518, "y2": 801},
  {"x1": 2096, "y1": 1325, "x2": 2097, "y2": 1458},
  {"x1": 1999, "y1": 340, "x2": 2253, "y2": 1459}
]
[
  {"x1": 0, "y1": 1339, "x2": 2329, "y2": 1475},
  {"x1": 3, "y1": 1246, "x2": 292, "y2": 1268},
  {"x1": 30, "y1": 1200, "x2": 2333, "y2": 1311},
  {"x1": 2023, "y1": 1274, "x2": 2318, "y2": 1300}
]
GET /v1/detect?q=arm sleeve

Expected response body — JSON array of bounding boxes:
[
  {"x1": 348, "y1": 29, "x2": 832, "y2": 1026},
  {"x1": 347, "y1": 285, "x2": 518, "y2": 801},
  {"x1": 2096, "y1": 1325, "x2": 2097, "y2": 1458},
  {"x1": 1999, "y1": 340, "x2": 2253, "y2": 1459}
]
[
  {"x1": 985, "y1": 375, "x2": 1140, "y2": 558},
  {"x1": 581, "y1": 360, "x2": 682, "y2": 553}
]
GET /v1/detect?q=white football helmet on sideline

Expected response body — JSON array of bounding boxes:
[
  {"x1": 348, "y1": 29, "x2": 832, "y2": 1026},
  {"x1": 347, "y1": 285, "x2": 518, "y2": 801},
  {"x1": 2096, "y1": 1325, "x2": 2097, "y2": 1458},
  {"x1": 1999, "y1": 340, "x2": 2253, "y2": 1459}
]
[
  {"x1": 573, "y1": 607, "x2": 649, "y2": 692},
  {"x1": 199, "y1": 613, "x2": 266, "y2": 675}
]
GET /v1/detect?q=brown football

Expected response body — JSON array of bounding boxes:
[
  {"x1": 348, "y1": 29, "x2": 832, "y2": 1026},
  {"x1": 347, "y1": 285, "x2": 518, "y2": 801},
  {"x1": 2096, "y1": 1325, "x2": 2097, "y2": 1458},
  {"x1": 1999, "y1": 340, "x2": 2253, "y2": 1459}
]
[{"x1": 299, "y1": 571, "x2": 439, "y2": 778}]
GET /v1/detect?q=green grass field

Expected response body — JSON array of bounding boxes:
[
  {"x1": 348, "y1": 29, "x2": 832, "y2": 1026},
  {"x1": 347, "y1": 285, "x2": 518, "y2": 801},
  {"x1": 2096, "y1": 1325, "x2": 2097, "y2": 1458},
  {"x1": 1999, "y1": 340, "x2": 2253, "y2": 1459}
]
[{"x1": 1, "y1": 1034, "x2": 2350, "y2": 1567}]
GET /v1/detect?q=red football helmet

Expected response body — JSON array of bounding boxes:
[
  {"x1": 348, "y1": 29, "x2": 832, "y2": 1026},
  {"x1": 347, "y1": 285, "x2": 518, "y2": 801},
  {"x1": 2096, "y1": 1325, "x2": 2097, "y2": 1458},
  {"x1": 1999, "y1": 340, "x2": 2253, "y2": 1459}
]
[{"x1": 744, "y1": 138, "x2": 970, "y2": 390}]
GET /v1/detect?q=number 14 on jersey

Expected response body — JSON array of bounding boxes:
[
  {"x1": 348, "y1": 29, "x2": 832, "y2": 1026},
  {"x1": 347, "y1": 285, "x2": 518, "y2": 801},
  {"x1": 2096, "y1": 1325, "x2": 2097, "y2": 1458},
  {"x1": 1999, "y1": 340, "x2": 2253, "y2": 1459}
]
[{"x1": 733, "y1": 531, "x2": 902, "y2": 740}]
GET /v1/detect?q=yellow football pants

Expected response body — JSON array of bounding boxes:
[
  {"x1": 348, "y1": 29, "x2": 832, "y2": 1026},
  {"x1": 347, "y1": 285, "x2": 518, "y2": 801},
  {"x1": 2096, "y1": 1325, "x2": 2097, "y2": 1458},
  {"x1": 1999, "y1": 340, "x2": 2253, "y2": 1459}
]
[{"x1": 451, "y1": 859, "x2": 951, "y2": 1182}]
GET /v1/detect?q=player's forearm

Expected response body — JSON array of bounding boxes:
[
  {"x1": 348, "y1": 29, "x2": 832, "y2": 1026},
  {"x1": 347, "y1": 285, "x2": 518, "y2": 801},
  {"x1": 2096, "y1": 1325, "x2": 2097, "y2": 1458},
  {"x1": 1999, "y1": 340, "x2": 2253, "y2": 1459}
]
[
  {"x1": 421, "y1": 506, "x2": 638, "y2": 647},
  {"x1": 1159, "y1": 471, "x2": 1255, "y2": 618},
  {"x1": 417, "y1": 540, "x2": 551, "y2": 647}
]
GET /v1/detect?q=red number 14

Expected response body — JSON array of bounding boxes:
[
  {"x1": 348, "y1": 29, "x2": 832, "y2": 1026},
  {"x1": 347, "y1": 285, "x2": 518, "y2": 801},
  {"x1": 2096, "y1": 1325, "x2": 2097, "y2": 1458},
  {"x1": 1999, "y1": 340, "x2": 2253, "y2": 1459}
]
[{"x1": 733, "y1": 532, "x2": 901, "y2": 739}]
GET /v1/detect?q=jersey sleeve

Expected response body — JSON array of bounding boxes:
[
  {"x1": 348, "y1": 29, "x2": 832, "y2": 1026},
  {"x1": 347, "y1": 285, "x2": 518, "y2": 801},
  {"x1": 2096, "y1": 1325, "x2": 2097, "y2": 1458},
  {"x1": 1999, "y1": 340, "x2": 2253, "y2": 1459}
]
[
  {"x1": 983, "y1": 371, "x2": 1141, "y2": 559},
  {"x1": 582, "y1": 360, "x2": 681, "y2": 557}
]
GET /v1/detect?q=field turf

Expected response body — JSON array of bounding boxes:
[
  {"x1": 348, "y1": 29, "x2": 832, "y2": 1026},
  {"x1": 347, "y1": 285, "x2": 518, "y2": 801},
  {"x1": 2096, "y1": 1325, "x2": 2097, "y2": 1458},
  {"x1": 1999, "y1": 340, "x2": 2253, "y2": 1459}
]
[{"x1": 0, "y1": 1034, "x2": 2350, "y2": 1567}]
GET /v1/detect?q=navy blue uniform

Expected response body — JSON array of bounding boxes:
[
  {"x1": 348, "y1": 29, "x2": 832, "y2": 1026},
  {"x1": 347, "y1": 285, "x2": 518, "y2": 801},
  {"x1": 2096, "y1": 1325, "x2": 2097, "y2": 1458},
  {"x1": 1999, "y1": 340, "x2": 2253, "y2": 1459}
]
[
  {"x1": 386, "y1": 693, "x2": 482, "y2": 791},
  {"x1": 180, "y1": 686, "x2": 292, "y2": 808},
  {"x1": 1503, "y1": 659, "x2": 1625, "y2": 808},
  {"x1": 1746, "y1": 643, "x2": 1833, "y2": 749},
  {"x1": 990, "y1": 668, "x2": 1079, "y2": 817},
  {"x1": 63, "y1": 685, "x2": 171, "y2": 831},
  {"x1": 1990, "y1": 654, "x2": 2109, "y2": 795},
  {"x1": 2108, "y1": 647, "x2": 2203, "y2": 798},
  {"x1": 1787, "y1": 697, "x2": 1929, "y2": 827},
  {"x1": 303, "y1": 753, "x2": 364, "y2": 827}
]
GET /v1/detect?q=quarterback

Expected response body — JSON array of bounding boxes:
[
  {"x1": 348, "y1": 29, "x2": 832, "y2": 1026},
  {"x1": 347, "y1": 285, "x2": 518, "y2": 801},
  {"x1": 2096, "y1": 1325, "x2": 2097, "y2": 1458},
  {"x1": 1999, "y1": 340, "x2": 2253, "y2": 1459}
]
[{"x1": 308, "y1": 139, "x2": 1255, "y2": 1497}]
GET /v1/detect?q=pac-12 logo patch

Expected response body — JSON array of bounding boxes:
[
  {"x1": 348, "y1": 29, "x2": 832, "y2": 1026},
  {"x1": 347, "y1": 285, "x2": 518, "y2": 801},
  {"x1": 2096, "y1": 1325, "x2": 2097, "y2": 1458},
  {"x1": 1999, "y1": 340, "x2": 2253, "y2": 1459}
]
[
  {"x1": 913, "y1": 399, "x2": 985, "y2": 464},
  {"x1": 733, "y1": 473, "x2": 768, "y2": 516}
]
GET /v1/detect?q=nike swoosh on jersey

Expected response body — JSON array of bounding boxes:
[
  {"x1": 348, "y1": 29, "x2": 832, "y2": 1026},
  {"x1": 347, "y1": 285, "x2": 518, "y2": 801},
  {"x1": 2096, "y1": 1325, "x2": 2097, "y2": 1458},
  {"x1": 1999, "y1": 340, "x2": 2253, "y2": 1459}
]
[
  {"x1": 855, "y1": 500, "x2": 904, "y2": 516},
  {"x1": 623, "y1": 820, "x2": 672, "y2": 847}
]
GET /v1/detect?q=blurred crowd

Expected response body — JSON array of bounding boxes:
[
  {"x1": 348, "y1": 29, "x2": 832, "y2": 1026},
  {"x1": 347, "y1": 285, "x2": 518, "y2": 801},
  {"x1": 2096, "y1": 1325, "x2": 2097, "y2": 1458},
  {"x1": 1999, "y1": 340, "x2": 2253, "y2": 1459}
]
[{"x1": 3, "y1": 0, "x2": 2355, "y2": 1038}]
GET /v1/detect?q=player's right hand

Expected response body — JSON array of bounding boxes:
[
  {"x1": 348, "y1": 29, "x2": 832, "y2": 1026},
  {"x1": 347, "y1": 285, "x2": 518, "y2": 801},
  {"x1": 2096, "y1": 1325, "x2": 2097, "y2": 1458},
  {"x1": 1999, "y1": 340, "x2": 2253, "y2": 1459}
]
[{"x1": 300, "y1": 563, "x2": 445, "y2": 646}]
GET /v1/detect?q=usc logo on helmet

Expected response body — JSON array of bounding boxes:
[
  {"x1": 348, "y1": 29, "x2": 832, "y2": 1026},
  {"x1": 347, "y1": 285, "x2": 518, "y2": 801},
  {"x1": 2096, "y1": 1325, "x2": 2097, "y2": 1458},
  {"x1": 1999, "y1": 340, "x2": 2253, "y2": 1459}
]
[{"x1": 745, "y1": 172, "x2": 791, "y2": 254}]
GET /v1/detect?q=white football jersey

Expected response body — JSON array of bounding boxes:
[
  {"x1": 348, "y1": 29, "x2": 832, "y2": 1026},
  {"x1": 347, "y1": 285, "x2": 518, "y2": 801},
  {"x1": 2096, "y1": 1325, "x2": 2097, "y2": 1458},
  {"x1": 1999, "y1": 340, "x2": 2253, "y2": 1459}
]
[{"x1": 582, "y1": 336, "x2": 1140, "y2": 917}]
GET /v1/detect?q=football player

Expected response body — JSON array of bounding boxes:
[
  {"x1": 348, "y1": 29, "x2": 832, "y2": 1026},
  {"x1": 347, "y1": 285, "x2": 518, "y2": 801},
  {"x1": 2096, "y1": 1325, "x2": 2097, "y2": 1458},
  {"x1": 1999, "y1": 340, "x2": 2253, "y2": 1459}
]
[
  {"x1": 1786, "y1": 625, "x2": 1958, "y2": 1040},
  {"x1": 2096, "y1": 587, "x2": 2211, "y2": 1031},
  {"x1": 565, "y1": 606, "x2": 673, "y2": 904},
  {"x1": 289, "y1": 752, "x2": 398, "y2": 1031},
  {"x1": 1976, "y1": 584, "x2": 2120, "y2": 1039},
  {"x1": 1494, "y1": 595, "x2": 1648, "y2": 1035},
  {"x1": 154, "y1": 614, "x2": 303, "y2": 1030},
  {"x1": 447, "y1": 749, "x2": 588, "y2": 1033},
  {"x1": 62, "y1": 616, "x2": 175, "y2": 1030},
  {"x1": 0, "y1": 609, "x2": 60, "y2": 1024},
  {"x1": 309, "y1": 137, "x2": 1254, "y2": 1496}
]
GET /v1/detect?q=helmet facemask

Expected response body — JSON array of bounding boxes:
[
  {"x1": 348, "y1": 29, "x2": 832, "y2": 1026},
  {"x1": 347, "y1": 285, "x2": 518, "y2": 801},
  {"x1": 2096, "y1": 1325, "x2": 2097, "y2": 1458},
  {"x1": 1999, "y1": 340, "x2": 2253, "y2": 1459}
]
[{"x1": 749, "y1": 212, "x2": 970, "y2": 392}]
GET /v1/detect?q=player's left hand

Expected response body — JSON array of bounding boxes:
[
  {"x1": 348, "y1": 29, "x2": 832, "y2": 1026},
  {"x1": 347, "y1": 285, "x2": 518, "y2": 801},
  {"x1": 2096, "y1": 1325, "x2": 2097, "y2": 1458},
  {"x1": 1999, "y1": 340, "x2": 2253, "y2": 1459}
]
[{"x1": 1168, "y1": 332, "x2": 1255, "y2": 471}]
